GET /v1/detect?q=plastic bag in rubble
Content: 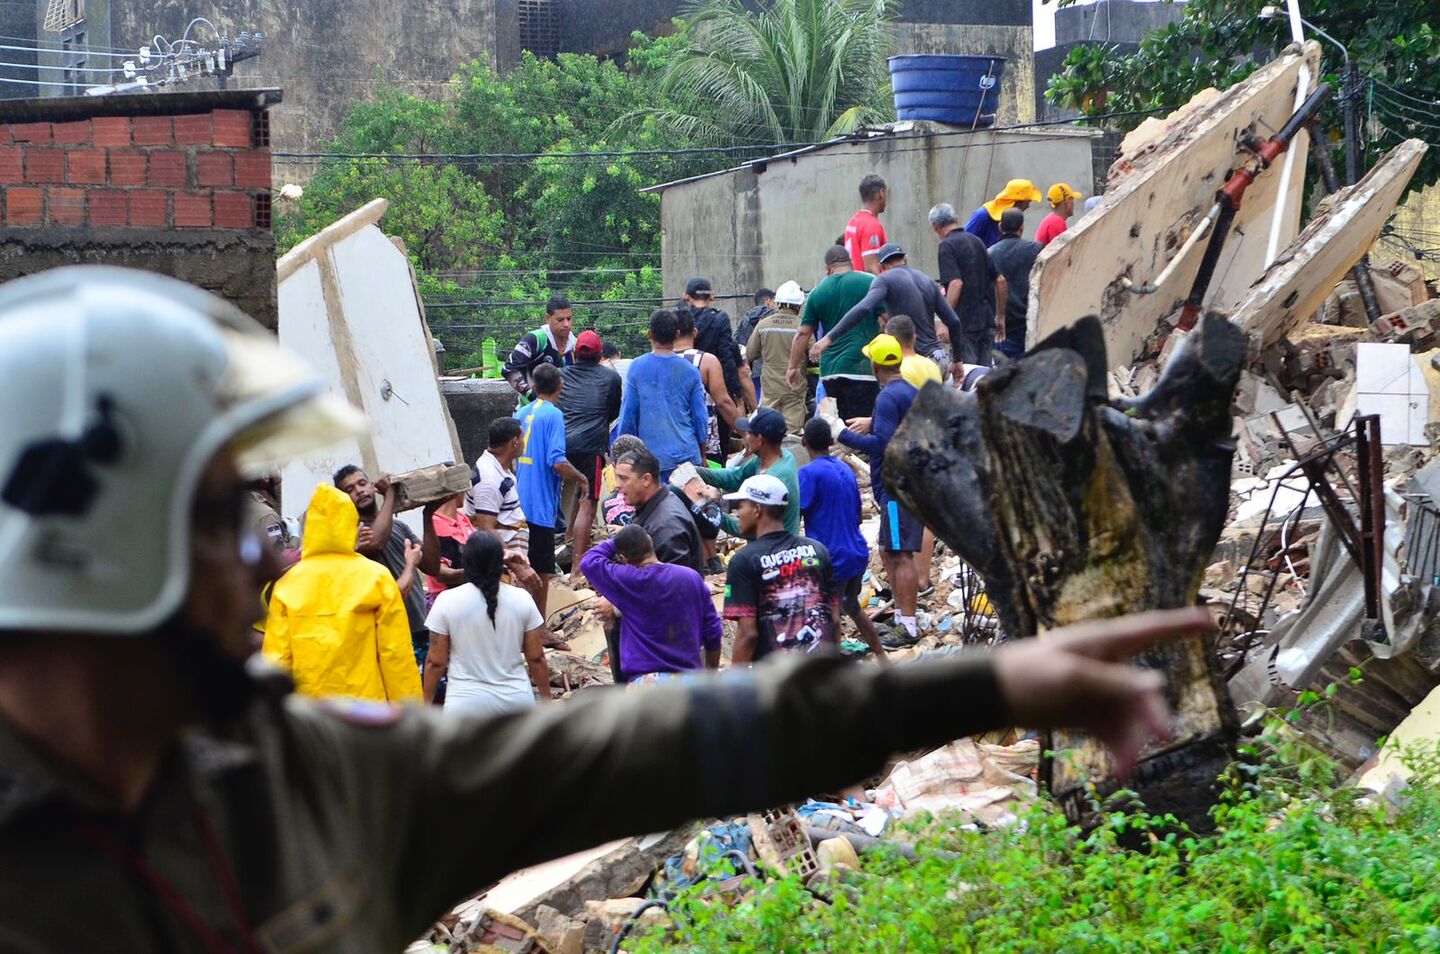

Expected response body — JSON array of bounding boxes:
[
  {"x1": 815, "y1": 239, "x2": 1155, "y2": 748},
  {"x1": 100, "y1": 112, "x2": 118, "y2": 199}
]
[{"x1": 868, "y1": 737, "x2": 1040, "y2": 826}]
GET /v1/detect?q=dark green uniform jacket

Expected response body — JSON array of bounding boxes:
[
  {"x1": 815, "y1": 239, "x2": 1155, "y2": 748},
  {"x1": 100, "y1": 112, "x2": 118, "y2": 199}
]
[{"x1": 0, "y1": 652, "x2": 1002, "y2": 952}]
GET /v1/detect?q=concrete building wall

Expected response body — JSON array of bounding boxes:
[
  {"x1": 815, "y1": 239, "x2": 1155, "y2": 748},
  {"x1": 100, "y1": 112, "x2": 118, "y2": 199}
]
[
  {"x1": 0, "y1": 89, "x2": 280, "y2": 326},
  {"x1": 656, "y1": 125, "x2": 1096, "y2": 304},
  {"x1": 106, "y1": 0, "x2": 500, "y2": 156}
]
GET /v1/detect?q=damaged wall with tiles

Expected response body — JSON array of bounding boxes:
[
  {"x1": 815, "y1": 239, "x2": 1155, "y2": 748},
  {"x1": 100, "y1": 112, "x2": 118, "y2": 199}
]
[{"x1": 0, "y1": 89, "x2": 279, "y2": 328}]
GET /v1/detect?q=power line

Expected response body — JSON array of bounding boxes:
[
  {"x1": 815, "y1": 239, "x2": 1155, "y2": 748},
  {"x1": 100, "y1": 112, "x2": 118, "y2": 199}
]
[{"x1": 271, "y1": 107, "x2": 1176, "y2": 166}]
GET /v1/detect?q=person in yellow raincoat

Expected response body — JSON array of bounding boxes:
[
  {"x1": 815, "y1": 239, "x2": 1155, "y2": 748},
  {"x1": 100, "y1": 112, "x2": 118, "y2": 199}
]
[{"x1": 263, "y1": 484, "x2": 422, "y2": 701}]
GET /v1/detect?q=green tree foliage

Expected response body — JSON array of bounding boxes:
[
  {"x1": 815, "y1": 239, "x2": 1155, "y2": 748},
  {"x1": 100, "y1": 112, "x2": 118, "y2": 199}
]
[
  {"x1": 626, "y1": 0, "x2": 899, "y2": 146},
  {"x1": 630, "y1": 703, "x2": 1440, "y2": 952},
  {"x1": 1043, "y1": 0, "x2": 1440, "y2": 192},
  {"x1": 276, "y1": 5, "x2": 901, "y2": 367}
]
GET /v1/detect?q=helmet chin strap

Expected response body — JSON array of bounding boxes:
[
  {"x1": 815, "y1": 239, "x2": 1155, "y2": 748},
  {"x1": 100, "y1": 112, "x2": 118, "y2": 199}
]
[{"x1": 153, "y1": 615, "x2": 258, "y2": 727}]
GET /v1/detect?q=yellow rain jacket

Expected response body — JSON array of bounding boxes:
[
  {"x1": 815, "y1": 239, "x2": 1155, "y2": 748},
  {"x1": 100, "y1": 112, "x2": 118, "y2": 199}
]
[{"x1": 263, "y1": 485, "x2": 421, "y2": 702}]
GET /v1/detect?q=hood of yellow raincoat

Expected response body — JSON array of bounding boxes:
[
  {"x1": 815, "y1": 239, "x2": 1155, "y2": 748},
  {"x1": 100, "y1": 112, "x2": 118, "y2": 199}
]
[{"x1": 301, "y1": 484, "x2": 360, "y2": 558}]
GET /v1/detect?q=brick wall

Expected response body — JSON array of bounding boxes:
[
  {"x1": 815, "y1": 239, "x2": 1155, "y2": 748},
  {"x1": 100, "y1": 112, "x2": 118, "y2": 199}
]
[{"x1": 0, "y1": 108, "x2": 272, "y2": 231}]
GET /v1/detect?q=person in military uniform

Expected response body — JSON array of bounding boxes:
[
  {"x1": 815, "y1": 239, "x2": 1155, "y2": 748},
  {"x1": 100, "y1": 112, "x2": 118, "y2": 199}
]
[{"x1": 0, "y1": 267, "x2": 1212, "y2": 952}]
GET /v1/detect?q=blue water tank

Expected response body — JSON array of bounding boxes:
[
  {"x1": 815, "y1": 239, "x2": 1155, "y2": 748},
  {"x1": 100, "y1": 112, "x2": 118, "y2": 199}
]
[{"x1": 888, "y1": 54, "x2": 1006, "y2": 128}]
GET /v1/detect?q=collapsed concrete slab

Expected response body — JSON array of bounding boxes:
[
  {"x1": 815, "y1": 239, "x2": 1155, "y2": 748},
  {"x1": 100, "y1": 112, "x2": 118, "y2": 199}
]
[
  {"x1": 276, "y1": 198, "x2": 463, "y2": 531},
  {"x1": 1232, "y1": 140, "x2": 1428, "y2": 348},
  {"x1": 1028, "y1": 43, "x2": 1322, "y2": 364},
  {"x1": 887, "y1": 314, "x2": 1247, "y2": 825}
]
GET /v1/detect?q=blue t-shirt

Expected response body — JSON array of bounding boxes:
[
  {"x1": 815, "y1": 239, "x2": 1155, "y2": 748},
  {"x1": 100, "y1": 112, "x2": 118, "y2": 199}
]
[
  {"x1": 964, "y1": 206, "x2": 1003, "y2": 248},
  {"x1": 516, "y1": 398, "x2": 566, "y2": 528},
  {"x1": 616, "y1": 352, "x2": 710, "y2": 473},
  {"x1": 798, "y1": 455, "x2": 870, "y2": 581}
]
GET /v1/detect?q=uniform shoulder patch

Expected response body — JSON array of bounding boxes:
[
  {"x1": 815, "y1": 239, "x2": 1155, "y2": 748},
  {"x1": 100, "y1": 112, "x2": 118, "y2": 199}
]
[{"x1": 318, "y1": 698, "x2": 404, "y2": 728}]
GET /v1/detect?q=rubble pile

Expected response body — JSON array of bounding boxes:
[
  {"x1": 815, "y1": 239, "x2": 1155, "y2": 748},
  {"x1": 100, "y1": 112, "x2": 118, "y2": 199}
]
[{"x1": 1113, "y1": 257, "x2": 1440, "y2": 774}]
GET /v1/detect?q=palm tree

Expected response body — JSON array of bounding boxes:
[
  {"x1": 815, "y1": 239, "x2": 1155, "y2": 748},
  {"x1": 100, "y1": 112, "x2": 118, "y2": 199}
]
[{"x1": 632, "y1": 0, "x2": 898, "y2": 147}]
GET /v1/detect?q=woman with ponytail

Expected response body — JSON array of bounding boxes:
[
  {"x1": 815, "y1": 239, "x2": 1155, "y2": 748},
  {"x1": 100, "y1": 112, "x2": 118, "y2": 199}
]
[{"x1": 422, "y1": 531, "x2": 552, "y2": 714}]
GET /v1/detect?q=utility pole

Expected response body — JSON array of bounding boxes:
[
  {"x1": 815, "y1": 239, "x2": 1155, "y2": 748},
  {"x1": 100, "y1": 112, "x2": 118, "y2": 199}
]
[{"x1": 1343, "y1": 60, "x2": 1360, "y2": 185}]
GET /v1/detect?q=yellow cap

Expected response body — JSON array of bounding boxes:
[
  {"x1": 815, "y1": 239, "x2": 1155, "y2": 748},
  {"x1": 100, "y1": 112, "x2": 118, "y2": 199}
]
[
  {"x1": 1048, "y1": 183, "x2": 1081, "y2": 205},
  {"x1": 901, "y1": 354, "x2": 943, "y2": 389},
  {"x1": 861, "y1": 333, "x2": 903, "y2": 367}
]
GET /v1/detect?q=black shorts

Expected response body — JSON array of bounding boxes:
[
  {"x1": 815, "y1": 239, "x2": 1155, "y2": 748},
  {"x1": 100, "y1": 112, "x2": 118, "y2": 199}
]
[
  {"x1": 569, "y1": 452, "x2": 605, "y2": 500},
  {"x1": 824, "y1": 377, "x2": 879, "y2": 421},
  {"x1": 838, "y1": 575, "x2": 863, "y2": 616},
  {"x1": 879, "y1": 498, "x2": 923, "y2": 553},
  {"x1": 529, "y1": 524, "x2": 558, "y2": 574}
]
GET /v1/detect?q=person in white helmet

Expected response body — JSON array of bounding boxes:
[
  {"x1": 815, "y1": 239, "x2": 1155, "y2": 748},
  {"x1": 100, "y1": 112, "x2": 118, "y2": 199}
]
[
  {"x1": 0, "y1": 266, "x2": 1212, "y2": 950},
  {"x1": 751, "y1": 280, "x2": 810, "y2": 432}
]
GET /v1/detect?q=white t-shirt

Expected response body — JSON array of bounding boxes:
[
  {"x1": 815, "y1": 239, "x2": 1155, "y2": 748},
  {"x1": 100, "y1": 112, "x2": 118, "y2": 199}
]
[
  {"x1": 425, "y1": 581, "x2": 544, "y2": 717},
  {"x1": 466, "y1": 450, "x2": 528, "y2": 549}
]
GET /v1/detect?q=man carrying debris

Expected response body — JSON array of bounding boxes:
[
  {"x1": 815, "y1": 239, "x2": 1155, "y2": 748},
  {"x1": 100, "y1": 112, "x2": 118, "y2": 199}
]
[
  {"x1": 722, "y1": 474, "x2": 840, "y2": 662},
  {"x1": 964, "y1": 178, "x2": 1042, "y2": 248},
  {"x1": 580, "y1": 524, "x2": 723, "y2": 683},
  {"x1": 264, "y1": 485, "x2": 422, "y2": 702},
  {"x1": 752, "y1": 280, "x2": 810, "y2": 433},
  {"x1": 839, "y1": 334, "x2": 924, "y2": 644},
  {"x1": 557, "y1": 330, "x2": 622, "y2": 581},
  {"x1": 1036, "y1": 183, "x2": 1082, "y2": 246},
  {"x1": 502, "y1": 295, "x2": 576, "y2": 408},
  {"x1": 812, "y1": 243, "x2": 967, "y2": 371},
  {"x1": 844, "y1": 173, "x2": 889, "y2": 275},
  {"x1": 698, "y1": 408, "x2": 802, "y2": 538},
  {"x1": 336, "y1": 464, "x2": 438, "y2": 668},
  {"x1": 515, "y1": 364, "x2": 590, "y2": 620},
  {"x1": 0, "y1": 267, "x2": 1215, "y2": 951},
  {"x1": 799, "y1": 417, "x2": 886, "y2": 660},
  {"x1": 789, "y1": 245, "x2": 884, "y2": 421},
  {"x1": 988, "y1": 208, "x2": 1044, "y2": 361},
  {"x1": 932, "y1": 202, "x2": 1003, "y2": 368},
  {"x1": 617, "y1": 309, "x2": 711, "y2": 483}
]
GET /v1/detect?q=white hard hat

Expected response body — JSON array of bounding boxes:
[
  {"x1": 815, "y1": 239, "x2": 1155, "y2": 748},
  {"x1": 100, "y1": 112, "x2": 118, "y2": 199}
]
[
  {"x1": 0, "y1": 266, "x2": 363, "y2": 635},
  {"x1": 775, "y1": 280, "x2": 806, "y2": 307}
]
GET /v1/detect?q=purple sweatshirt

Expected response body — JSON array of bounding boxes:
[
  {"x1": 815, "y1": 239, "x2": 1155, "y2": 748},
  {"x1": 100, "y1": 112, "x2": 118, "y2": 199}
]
[{"x1": 580, "y1": 539, "x2": 723, "y2": 680}]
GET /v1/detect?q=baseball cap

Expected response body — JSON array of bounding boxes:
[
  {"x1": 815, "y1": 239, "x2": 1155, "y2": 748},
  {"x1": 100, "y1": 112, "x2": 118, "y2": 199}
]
[
  {"x1": 575, "y1": 329, "x2": 603, "y2": 358},
  {"x1": 997, "y1": 179, "x2": 1043, "y2": 203},
  {"x1": 733, "y1": 407, "x2": 787, "y2": 442},
  {"x1": 774, "y1": 280, "x2": 806, "y2": 306},
  {"x1": 861, "y1": 333, "x2": 903, "y2": 367},
  {"x1": 877, "y1": 242, "x2": 906, "y2": 264},
  {"x1": 685, "y1": 276, "x2": 713, "y2": 297},
  {"x1": 723, "y1": 473, "x2": 789, "y2": 507},
  {"x1": 1048, "y1": 183, "x2": 1082, "y2": 205}
]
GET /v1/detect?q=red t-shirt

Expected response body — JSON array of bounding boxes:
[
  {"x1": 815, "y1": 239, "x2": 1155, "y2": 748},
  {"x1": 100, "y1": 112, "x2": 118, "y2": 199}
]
[
  {"x1": 844, "y1": 209, "x2": 887, "y2": 271},
  {"x1": 427, "y1": 509, "x2": 476, "y2": 594},
  {"x1": 1036, "y1": 212, "x2": 1068, "y2": 246}
]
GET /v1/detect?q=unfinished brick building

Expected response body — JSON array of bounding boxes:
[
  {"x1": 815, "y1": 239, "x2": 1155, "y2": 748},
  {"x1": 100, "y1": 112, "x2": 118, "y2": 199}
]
[{"x1": 0, "y1": 89, "x2": 281, "y2": 328}]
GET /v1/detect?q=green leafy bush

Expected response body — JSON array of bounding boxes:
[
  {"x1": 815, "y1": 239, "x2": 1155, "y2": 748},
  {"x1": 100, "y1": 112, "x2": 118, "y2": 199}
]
[{"x1": 632, "y1": 713, "x2": 1440, "y2": 953}]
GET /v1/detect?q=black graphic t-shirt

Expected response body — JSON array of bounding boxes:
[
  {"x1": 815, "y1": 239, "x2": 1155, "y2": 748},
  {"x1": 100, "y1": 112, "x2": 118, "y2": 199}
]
[{"x1": 723, "y1": 531, "x2": 839, "y2": 661}]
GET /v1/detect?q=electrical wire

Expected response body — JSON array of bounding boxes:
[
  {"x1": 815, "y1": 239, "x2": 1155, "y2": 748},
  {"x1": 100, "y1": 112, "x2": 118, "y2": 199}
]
[{"x1": 270, "y1": 106, "x2": 1176, "y2": 165}]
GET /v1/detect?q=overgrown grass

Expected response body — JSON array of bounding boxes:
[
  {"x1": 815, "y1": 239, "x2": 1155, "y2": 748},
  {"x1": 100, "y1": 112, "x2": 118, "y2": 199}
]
[{"x1": 632, "y1": 709, "x2": 1440, "y2": 953}]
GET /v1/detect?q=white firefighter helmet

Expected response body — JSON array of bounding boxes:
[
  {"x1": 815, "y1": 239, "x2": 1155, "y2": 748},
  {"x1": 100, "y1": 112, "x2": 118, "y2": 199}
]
[
  {"x1": 774, "y1": 280, "x2": 806, "y2": 307},
  {"x1": 0, "y1": 266, "x2": 363, "y2": 635}
]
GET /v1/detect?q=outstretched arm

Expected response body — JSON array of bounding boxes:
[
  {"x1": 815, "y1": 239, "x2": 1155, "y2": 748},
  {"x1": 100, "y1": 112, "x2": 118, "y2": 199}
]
[{"x1": 300, "y1": 607, "x2": 1211, "y2": 948}]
